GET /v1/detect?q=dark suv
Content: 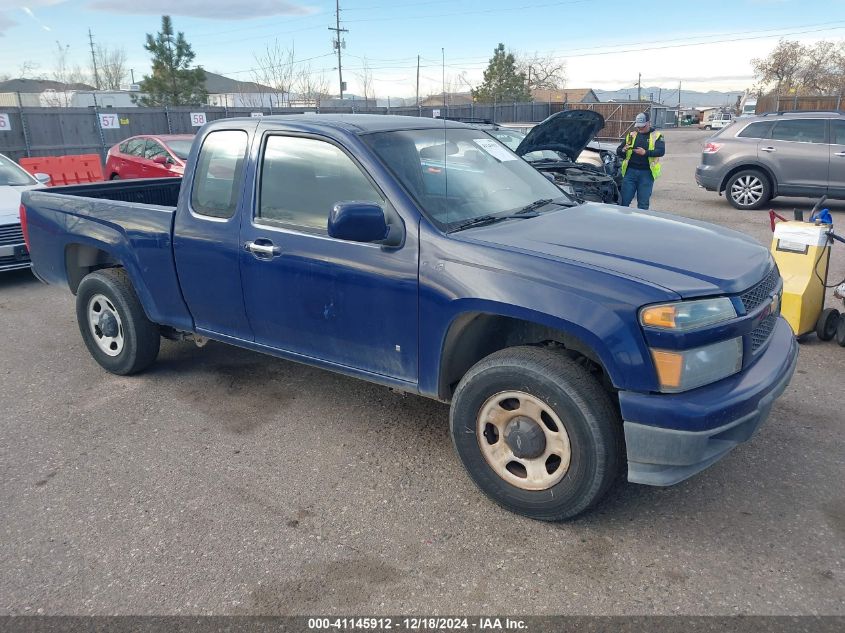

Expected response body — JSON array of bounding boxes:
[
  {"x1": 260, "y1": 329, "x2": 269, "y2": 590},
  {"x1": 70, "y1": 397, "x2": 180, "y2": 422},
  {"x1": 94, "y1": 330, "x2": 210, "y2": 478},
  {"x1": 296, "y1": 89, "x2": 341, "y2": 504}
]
[{"x1": 695, "y1": 111, "x2": 845, "y2": 209}]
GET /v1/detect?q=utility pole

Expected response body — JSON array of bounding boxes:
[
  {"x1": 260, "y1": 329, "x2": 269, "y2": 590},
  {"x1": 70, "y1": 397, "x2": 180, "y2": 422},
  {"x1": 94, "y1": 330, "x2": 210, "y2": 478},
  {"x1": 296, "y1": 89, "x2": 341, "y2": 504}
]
[
  {"x1": 416, "y1": 55, "x2": 420, "y2": 107},
  {"x1": 328, "y1": 0, "x2": 348, "y2": 100},
  {"x1": 637, "y1": 72, "x2": 641, "y2": 101},
  {"x1": 442, "y1": 47, "x2": 446, "y2": 109},
  {"x1": 88, "y1": 28, "x2": 100, "y2": 90}
]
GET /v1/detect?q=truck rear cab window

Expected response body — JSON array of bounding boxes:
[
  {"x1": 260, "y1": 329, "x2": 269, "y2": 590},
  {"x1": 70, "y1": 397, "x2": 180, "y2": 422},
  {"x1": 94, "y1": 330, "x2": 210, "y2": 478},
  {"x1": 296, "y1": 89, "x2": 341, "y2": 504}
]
[
  {"x1": 737, "y1": 121, "x2": 774, "y2": 139},
  {"x1": 258, "y1": 135, "x2": 385, "y2": 231},
  {"x1": 191, "y1": 130, "x2": 248, "y2": 219}
]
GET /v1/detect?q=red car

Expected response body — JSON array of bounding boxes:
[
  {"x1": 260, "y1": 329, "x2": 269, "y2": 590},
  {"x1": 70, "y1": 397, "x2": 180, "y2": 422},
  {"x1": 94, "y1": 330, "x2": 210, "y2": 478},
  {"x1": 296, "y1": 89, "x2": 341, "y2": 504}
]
[{"x1": 105, "y1": 134, "x2": 194, "y2": 180}]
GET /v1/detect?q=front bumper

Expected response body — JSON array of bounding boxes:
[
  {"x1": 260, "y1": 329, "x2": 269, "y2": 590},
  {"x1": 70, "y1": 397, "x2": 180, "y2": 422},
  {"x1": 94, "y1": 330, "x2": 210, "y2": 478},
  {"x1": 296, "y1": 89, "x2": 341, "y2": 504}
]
[
  {"x1": 0, "y1": 243, "x2": 31, "y2": 272},
  {"x1": 621, "y1": 317, "x2": 798, "y2": 486}
]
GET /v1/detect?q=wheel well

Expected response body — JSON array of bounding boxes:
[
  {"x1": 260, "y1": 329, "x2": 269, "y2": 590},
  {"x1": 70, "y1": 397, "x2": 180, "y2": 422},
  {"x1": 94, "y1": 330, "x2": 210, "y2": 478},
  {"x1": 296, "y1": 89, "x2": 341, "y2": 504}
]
[
  {"x1": 438, "y1": 313, "x2": 613, "y2": 401},
  {"x1": 65, "y1": 244, "x2": 121, "y2": 294},
  {"x1": 719, "y1": 164, "x2": 775, "y2": 195}
]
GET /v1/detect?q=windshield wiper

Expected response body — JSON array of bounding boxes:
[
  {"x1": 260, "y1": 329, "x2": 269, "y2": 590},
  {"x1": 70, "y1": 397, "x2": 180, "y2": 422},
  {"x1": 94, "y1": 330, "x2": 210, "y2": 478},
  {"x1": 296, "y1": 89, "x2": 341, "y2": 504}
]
[{"x1": 448, "y1": 212, "x2": 540, "y2": 233}]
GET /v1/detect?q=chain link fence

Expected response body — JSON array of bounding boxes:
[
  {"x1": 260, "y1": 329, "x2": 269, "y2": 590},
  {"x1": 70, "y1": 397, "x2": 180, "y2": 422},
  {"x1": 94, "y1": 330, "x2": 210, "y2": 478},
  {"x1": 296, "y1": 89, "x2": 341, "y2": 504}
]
[{"x1": 0, "y1": 101, "x2": 669, "y2": 164}]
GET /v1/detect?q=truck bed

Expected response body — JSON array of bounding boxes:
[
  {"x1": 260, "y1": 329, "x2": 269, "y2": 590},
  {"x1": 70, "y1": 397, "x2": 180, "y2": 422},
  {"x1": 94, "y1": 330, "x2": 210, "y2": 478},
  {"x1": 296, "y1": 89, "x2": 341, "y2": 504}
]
[
  {"x1": 42, "y1": 177, "x2": 182, "y2": 207},
  {"x1": 22, "y1": 176, "x2": 193, "y2": 331}
]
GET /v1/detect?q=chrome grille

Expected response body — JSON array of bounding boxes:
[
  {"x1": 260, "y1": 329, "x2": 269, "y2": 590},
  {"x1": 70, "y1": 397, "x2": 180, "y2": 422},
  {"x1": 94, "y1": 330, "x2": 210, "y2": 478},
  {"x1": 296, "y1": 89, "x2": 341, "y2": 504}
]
[
  {"x1": 740, "y1": 266, "x2": 780, "y2": 313},
  {"x1": 0, "y1": 223, "x2": 24, "y2": 247},
  {"x1": 0, "y1": 254, "x2": 30, "y2": 268},
  {"x1": 751, "y1": 313, "x2": 777, "y2": 352}
]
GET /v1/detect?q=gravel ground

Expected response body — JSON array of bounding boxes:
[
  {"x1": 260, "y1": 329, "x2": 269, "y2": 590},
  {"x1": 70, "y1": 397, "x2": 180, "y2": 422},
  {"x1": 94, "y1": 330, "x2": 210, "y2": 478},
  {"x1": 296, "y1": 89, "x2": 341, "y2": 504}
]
[{"x1": 0, "y1": 128, "x2": 843, "y2": 616}]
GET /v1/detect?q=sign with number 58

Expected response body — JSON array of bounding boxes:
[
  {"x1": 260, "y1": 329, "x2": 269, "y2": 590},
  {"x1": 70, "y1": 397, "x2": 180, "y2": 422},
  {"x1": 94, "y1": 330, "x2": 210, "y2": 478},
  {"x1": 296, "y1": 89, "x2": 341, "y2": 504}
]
[
  {"x1": 0, "y1": 113, "x2": 10, "y2": 131},
  {"x1": 190, "y1": 112, "x2": 207, "y2": 127},
  {"x1": 98, "y1": 113, "x2": 120, "y2": 129}
]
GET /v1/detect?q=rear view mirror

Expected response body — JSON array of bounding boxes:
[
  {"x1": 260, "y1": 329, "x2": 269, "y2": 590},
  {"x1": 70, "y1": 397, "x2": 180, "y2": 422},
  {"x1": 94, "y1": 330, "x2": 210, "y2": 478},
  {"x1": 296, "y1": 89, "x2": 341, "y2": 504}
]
[
  {"x1": 152, "y1": 156, "x2": 169, "y2": 165},
  {"x1": 33, "y1": 172, "x2": 51, "y2": 185},
  {"x1": 328, "y1": 202, "x2": 389, "y2": 243}
]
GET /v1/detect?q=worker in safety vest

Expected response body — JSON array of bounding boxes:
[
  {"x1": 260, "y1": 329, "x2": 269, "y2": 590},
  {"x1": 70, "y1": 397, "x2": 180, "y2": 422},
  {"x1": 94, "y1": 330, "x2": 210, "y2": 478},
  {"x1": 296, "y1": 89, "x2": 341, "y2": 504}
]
[{"x1": 616, "y1": 112, "x2": 665, "y2": 210}]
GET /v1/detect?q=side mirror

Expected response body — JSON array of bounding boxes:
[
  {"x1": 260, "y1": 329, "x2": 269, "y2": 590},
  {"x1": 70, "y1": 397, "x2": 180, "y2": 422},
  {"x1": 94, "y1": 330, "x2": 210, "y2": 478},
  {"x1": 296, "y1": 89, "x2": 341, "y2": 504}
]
[
  {"x1": 152, "y1": 155, "x2": 169, "y2": 165},
  {"x1": 34, "y1": 173, "x2": 51, "y2": 185},
  {"x1": 328, "y1": 202, "x2": 389, "y2": 243}
]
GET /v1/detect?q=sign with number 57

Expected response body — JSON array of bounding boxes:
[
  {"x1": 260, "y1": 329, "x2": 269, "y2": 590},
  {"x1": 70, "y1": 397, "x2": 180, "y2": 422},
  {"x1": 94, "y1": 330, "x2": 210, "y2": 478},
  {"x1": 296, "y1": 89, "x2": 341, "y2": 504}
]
[
  {"x1": 0, "y1": 113, "x2": 11, "y2": 131},
  {"x1": 98, "y1": 113, "x2": 120, "y2": 129},
  {"x1": 190, "y1": 112, "x2": 207, "y2": 127}
]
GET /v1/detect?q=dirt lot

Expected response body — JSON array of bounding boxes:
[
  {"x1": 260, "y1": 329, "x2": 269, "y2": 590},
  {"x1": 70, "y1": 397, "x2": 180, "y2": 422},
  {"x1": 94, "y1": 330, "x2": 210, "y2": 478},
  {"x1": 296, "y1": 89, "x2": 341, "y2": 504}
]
[{"x1": 0, "y1": 128, "x2": 843, "y2": 616}]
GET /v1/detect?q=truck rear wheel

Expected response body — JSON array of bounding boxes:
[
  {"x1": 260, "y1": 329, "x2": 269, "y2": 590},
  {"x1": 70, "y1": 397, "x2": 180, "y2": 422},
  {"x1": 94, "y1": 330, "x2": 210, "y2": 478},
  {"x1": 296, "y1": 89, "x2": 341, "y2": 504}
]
[
  {"x1": 450, "y1": 346, "x2": 622, "y2": 521},
  {"x1": 75, "y1": 268, "x2": 160, "y2": 375}
]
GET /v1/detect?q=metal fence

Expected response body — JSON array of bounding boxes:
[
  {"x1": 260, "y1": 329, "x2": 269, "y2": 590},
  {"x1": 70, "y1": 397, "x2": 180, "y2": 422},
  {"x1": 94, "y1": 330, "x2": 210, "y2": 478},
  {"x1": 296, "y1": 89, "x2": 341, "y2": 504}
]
[{"x1": 0, "y1": 101, "x2": 671, "y2": 164}]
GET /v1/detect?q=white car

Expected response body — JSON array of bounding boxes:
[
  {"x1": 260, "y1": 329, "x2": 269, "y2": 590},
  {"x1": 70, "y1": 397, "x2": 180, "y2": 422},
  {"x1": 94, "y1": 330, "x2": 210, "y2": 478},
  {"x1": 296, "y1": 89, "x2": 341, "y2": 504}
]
[
  {"x1": 0, "y1": 153, "x2": 49, "y2": 272},
  {"x1": 700, "y1": 112, "x2": 734, "y2": 131}
]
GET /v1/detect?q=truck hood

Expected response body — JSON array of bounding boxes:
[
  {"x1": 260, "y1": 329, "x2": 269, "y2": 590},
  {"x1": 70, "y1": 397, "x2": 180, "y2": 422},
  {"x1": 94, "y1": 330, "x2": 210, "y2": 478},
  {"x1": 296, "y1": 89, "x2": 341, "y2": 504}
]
[
  {"x1": 515, "y1": 110, "x2": 605, "y2": 162},
  {"x1": 464, "y1": 203, "x2": 772, "y2": 297},
  {"x1": 0, "y1": 184, "x2": 43, "y2": 225}
]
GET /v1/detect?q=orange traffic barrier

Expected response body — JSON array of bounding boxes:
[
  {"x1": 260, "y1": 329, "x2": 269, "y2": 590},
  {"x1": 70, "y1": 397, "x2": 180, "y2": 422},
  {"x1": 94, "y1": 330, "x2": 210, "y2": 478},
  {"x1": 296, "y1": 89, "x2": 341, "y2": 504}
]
[{"x1": 19, "y1": 154, "x2": 104, "y2": 186}]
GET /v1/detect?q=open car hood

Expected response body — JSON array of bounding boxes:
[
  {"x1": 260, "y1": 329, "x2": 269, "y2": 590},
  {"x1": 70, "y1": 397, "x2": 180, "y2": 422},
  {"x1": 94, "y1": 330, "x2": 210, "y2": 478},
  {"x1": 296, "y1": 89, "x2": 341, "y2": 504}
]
[{"x1": 515, "y1": 110, "x2": 605, "y2": 162}]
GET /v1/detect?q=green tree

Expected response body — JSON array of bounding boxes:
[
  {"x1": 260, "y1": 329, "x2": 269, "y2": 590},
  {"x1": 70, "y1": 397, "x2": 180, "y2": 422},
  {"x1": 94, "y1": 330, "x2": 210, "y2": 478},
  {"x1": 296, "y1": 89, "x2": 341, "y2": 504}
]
[
  {"x1": 137, "y1": 15, "x2": 207, "y2": 106},
  {"x1": 471, "y1": 44, "x2": 531, "y2": 103}
]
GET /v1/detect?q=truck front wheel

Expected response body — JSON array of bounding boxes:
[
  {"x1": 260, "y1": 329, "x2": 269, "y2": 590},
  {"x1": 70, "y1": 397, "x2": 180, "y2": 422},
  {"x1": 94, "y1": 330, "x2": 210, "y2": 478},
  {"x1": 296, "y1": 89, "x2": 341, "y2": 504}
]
[
  {"x1": 450, "y1": 346, "x2": 622, "y2": 521},
  {"x1": 75, "y1": 268, "x2": 160, "y2": 375}
]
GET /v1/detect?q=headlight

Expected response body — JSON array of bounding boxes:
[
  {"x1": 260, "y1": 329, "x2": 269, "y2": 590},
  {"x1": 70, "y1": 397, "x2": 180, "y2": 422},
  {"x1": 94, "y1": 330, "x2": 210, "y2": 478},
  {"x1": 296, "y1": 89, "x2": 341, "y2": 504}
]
[
  {"x1": 651, "y1": 337, "x2": 743, "y2": 393},
  {"x1": 640, "y1": 297, "x2": 736, "y2": 330}
]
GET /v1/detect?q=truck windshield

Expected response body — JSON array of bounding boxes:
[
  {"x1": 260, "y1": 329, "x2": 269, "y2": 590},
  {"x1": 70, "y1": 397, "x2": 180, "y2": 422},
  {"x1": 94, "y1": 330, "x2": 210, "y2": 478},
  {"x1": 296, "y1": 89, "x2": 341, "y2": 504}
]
[
  {"x1": 363, "y1": 128, "x2": 569, "y2": 232},
  {"x1": 0, "y1": 155, "x2": 36, "y2": 186}
]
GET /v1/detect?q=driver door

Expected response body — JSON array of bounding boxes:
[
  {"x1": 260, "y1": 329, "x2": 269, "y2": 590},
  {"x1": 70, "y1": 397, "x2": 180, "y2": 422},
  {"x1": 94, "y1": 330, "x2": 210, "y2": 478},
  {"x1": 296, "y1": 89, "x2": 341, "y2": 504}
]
[{"x1": 238, "y1": 132, "x2": 419, "y2": 382}]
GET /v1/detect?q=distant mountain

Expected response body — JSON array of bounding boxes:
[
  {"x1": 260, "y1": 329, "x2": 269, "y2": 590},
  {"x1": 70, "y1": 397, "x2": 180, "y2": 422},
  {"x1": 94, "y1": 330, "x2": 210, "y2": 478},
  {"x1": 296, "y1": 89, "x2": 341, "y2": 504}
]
[{"x1": 594, "y1": 86, "x2": 744, "y2": 108}]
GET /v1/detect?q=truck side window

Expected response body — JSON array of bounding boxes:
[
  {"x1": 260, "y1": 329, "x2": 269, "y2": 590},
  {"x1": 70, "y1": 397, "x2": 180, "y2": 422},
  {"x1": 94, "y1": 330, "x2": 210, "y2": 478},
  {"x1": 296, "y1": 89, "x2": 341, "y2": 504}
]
[
  {"x1": 258, "y1": 135, "x2": 385, "y2": 231},
  {"x1": 191, "y1": 130, "x2": 248, "y2": 219}
]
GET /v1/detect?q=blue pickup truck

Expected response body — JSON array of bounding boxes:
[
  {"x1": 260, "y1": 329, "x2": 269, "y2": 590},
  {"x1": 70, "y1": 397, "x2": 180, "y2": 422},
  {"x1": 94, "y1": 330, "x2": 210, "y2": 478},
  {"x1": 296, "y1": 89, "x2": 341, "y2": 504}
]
[{"x1": 21, "y1": 115, "x2": 798, "y2": 520}]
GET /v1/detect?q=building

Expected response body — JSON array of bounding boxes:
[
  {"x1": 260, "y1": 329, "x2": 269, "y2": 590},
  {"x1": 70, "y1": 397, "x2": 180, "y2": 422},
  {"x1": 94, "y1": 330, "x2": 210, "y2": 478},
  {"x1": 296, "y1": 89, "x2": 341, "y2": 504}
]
[
  {"x1": 420, "y1": 92, "x2": 474, "y2": 107},
  {"x1": 0, "y1": 78, "x2": 97, "y2": 107},
  {"x1": 204, "y1": 72, "x2": 283, "y2": 109},
  {"x1": 531, "y1": 88, "x2": 599, "y2": 103}
]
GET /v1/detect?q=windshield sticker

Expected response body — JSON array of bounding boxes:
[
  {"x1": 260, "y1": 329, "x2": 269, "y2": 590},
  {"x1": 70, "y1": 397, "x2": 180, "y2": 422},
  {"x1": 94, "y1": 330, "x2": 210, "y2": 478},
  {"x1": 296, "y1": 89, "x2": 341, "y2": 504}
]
[{"x1": 472, "y1": 138, "x2": 518, "y2": 162}]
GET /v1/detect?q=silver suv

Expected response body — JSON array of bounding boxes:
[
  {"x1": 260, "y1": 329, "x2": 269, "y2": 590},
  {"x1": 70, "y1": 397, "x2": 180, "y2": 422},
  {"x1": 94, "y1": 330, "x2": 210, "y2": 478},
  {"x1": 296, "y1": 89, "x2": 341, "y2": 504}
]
[{"x1": 695, "y1": 111, "x2": 845, "y2": 209}]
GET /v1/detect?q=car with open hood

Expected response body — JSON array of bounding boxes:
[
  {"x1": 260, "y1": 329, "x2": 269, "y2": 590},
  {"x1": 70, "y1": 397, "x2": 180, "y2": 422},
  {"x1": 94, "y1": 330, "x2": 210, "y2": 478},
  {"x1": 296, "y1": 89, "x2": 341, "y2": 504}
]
[{"x1": 495, "y1": 111, "x2": 621, "y2": 204}]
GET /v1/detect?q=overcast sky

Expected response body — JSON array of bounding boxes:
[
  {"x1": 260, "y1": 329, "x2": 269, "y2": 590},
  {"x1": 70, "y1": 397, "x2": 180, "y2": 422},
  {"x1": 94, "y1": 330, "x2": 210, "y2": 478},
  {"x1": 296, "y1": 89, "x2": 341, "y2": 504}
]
[{"x1": 0, "y1": 0, "x2": 843, "y2": 100}]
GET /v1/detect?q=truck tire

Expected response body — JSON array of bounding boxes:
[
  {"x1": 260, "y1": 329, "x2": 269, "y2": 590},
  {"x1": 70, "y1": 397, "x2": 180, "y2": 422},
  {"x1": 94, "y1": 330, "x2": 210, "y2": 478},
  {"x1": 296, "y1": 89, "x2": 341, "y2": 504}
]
[
  {"x1": 75, "y1": 268, "x2": 160, "y2": 375},
  {"x1": 450, "y1": 346, "x2": 622, "y2": 521},
  {"x1": 725, "y1": 169, "x2": 772, "y2": 210},
  {"x1": 816, "y1": 308, "x2": 840, "y2": 341}
]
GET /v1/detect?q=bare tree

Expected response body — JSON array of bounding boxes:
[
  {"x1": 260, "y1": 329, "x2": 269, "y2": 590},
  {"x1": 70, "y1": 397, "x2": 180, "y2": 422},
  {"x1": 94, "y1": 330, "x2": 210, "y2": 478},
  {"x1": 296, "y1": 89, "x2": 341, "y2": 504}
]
[
  {"x1": 752, "y1": 39, "x2": 806, "y2": 95},
  {"x1": 49, "y1": 42, "x2": 90, "y2": 106},
  {"x1": 798, "y1": 40, "x2": 845, "y2": 95},
  {"x1": 517, "y1": 52, "x2": 566, "y2": 92},
  {"x1": 252, "y1": 40, "x2": 297, "y2": 108},
  {"x1": 95, "y1": 45, "x2": 128, "y2": 90},
  {"x1": 356, "y1": 57, "x2": 375, "y2": 108},
  {"x1": 296, "y1": 63, "x2": 330, "y2": 108}
]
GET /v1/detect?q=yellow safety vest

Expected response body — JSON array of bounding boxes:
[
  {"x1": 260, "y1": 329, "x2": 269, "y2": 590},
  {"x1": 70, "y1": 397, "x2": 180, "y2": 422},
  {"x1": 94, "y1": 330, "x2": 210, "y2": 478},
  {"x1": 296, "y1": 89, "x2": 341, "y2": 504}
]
[{"x1": 621, "y1": 130, "x2": 662, "y2": 180}]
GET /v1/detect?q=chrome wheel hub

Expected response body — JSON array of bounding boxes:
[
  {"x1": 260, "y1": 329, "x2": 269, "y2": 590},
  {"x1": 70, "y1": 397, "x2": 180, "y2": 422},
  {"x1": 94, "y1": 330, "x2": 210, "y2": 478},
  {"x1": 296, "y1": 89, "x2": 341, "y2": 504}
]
[
  {"x1": 87, "y1": 293, "x2": 124, "y2": 357},
  {"x1": 477, "y1": 391, "x2": 571, "y2": 491}
]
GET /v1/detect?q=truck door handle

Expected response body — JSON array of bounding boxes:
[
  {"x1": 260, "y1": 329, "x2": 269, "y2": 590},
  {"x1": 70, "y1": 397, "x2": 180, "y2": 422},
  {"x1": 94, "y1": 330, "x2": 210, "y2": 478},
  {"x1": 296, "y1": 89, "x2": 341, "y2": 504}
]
[
  {"x1": 835, "y1": 151, "x2": 845, "y2": 157},
  {"x1": 760, "y1": 146, "x2": 776, "y2": 152},
  {"x1": 245, "y1": 240, "x2": 281, "y2": 258}
]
